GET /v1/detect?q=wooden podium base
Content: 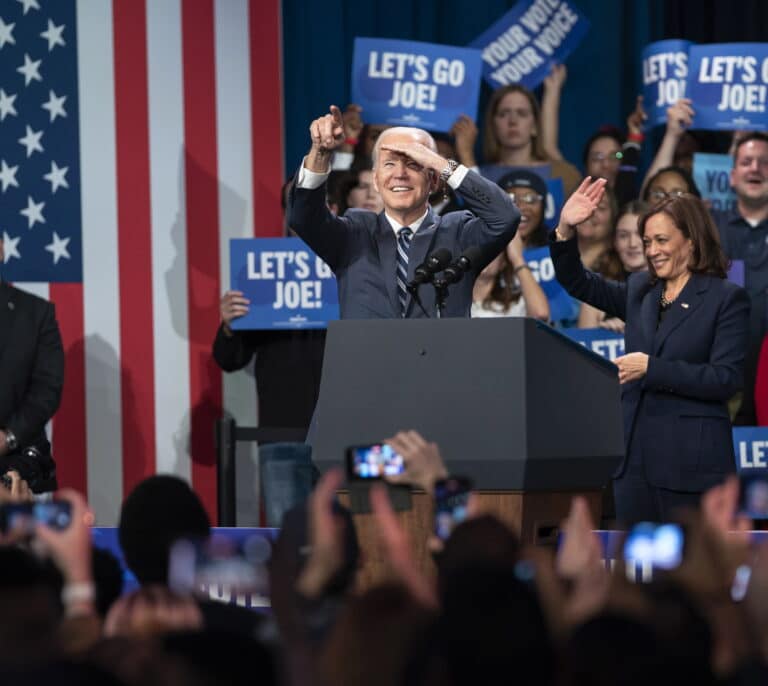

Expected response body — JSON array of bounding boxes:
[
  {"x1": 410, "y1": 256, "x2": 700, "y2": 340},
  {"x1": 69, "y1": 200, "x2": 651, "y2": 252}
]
[{"x1": 339, "y1": 490, "x2": 602, "y2": 590}]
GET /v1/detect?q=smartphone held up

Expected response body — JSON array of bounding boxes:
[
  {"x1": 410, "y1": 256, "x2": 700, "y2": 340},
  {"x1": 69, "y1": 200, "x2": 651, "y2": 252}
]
[{"x1": 345, "y1": 444, "x2": 405, "y2": 480}]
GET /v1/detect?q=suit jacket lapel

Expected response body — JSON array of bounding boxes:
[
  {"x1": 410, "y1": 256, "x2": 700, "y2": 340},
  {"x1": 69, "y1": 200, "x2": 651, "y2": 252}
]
[
  {"x1": 374, "y1": 214, "x2": 401, "y2": 315},
  {"x1": 0, "y1": 283, "x2": 15, "y2": 365},
  {"x1": 653, "y1": 274, "x2": 708, "y2": 355},
  {"x1": 404, "y1": 210, "x2": 439, "y2": 316}
]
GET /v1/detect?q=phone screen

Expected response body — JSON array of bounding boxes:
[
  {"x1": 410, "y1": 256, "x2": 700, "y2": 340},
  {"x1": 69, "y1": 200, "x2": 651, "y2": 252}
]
[
  {"x1": 345, "y1": 444, "x2": 405, "y2": 480},
  {"x1": 0, "y1": 501, "x2": 72, "y2": 535},
  {"x1": 434, "y1": 477, "x2": 472, "y2": 541},
  {"x1": 623, "y1": 522, "x2": 684, "y2": 571},
  {"x1": 168, "y1": 535, "x2": 272, "y2": 596},
  {"x1": 739, "y1": 473, "x2": 768, "y2": 519}
]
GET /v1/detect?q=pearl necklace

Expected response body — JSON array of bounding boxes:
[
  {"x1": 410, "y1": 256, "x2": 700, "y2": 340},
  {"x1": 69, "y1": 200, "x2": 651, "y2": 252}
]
[{"x1": 660, "y1": 275, "x2": 691, "y2": 309}]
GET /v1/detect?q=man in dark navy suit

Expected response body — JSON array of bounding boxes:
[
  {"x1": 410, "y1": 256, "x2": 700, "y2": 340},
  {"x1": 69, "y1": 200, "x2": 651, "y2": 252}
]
[
  {"x1": 0, "y1": 236, "x2": 64, "y2": 492},
  {"x1": 285, "y1": 105, "x2": 520, "y2": 319}
]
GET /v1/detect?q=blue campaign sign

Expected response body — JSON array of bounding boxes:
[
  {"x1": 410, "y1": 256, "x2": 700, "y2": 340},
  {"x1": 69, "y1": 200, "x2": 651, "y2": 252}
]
[
  {"x1": 351, "y1": 38, "x2": 483, "y2": 133},
  {"x1": 523, "y1": 244, "x2": 579, "y2": 323},
  {"x1": 733, "y1": 427, "x2": 768, "y2": 472},
  {"x1": 543, "y1": 177, "x2": 564, "y2": 230},
  {"x1": 560, "y1": 327, "x2": 625, "y2": 361},
  {"x1": 470, "y1": 0, "x2": 590, "y2": 90},
  {"x1": 693, "y1": 153, "x2": 737, "y2": 213},
  {"x1": 641, "y1": 40, "x2": 692, "y2": 127},
  {"x1": 92, "y1": 527, "x2": 279, "y2": 606},
  {"x1": 688, "y1": 43, "x2": 768, "y2": 131},
  {"x1": 230, "y1": 238, "x2": 339, "y2": 330}
]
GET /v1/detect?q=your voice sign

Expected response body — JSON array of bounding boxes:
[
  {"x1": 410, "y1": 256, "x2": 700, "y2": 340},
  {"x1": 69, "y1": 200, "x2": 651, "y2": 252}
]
[
  {"x1": 688, "y1": 43, "x2": 768, "y2": 131},
  {"x1": 229, "y1": 238, "x2": 339, "y2": 330},
  {"x1": 351, "y1": 38, "x2": 483, "y2": 133}
]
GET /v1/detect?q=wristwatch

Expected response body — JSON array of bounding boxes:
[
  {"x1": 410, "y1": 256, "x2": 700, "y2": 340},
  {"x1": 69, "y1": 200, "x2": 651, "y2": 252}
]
[
  {"x1": 439, "y1": 159, "x2": 459, "y2": 182},
  {"x1": 4, "y1": 429, "x2": 18, "y2": 452}
]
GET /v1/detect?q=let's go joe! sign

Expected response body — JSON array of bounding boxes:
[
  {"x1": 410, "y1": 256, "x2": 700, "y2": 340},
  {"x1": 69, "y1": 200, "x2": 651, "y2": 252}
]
[
  {"x1": 351, "y1": 38, "x2": 483, "y2": 133},
  {"x1": 688, "y1": 43, "x2": 768, "y2": 130},
  {"x1": 229, "y1": 238, "x2": 338, "y2": 330}
]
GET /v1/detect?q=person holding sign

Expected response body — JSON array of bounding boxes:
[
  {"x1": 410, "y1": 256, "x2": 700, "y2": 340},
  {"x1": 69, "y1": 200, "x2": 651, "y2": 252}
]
[
  {"x1": 712, "y1": 132, "x2": 768, "y2": 425},
  {"x1": 641, "y1": 98, "x2": 700, "y2": 193},
  {"x1": 552, "y1": 183, "x2": 750, "y2": 524},
  {"x1": 288, "y1": 105, "x2": 519, "y2": 319},
  {"x1": 451, "y1": 85, "x2": 581, "y2": 196}
]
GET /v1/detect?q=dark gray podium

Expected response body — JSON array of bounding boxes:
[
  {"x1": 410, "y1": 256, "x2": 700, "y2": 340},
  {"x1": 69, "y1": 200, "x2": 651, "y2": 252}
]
[
  {"x1": 312, "y1": 317, "x2": 623, "y2": 488},
  {"x1": 311, "y1": 318, "x2": 624, "y2": 580}
]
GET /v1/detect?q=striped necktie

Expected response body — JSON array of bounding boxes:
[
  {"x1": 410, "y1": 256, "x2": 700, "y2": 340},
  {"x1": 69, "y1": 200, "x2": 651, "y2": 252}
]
[{"x1": 396, "y1": 227, "x2": 413, "y2": 316}]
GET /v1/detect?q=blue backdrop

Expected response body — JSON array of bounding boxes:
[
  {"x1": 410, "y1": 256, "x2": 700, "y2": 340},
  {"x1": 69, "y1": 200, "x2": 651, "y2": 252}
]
[{"x1": 282, "y1": 0, "x2": 665, "y2": 176}]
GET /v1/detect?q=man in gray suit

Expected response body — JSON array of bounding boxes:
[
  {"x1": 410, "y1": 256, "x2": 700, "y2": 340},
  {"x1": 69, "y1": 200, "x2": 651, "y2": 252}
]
[{"x1": 285, "y1": 105, "x2": 520, "y2": 319}]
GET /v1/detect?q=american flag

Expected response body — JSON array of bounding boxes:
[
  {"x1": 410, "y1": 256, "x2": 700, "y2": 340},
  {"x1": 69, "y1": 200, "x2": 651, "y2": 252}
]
[{"x1": 0, "y1": 0, "x2": 284, "y2": 524}]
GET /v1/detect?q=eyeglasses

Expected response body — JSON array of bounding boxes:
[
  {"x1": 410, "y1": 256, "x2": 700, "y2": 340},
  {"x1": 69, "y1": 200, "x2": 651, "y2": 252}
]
[
  {"x1": 509, "y1": 192, "x2": 543, "y2": 205},
  {"x1": 588, "y1": 151, "x2": 623, "y2": 164},
  {"x1": 648, "y1": 189, "x2": 687, "y2": 201}
]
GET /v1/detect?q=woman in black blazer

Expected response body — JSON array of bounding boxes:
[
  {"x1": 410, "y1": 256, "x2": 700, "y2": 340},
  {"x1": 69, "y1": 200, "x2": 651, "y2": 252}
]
[{"x1": 551, "y1": 179, "x2": 750, "y2": 524}]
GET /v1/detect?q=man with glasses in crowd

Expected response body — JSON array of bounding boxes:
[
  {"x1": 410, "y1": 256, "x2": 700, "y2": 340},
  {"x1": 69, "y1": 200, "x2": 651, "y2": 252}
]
[{"x1": 711, "y1": 132, "x2": 768, "y2": 424}]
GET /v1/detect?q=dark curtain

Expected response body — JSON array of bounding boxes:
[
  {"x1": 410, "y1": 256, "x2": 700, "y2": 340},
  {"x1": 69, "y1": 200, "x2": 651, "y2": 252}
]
[
  {"x1": 281, "y1": 0, "x2": 671, "y2": 175},
  {"x1": 662, "y1": 0, "x2": 768, "y2": 43}
]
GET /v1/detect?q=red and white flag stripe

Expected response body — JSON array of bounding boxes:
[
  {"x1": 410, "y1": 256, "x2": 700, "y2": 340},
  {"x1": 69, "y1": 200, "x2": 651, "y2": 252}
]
[{"x1": 17, "y1": 0, "x2": 284, "y2": 524}]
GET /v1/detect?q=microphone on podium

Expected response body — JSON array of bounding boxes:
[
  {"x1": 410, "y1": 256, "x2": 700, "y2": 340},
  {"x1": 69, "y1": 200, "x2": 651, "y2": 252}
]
[
  {"x1": 443, "y1": 246, "x2": 482, "y2": 284},
  {"x1": 407, "y1": 248, "x2": 452, "y2": 290}
]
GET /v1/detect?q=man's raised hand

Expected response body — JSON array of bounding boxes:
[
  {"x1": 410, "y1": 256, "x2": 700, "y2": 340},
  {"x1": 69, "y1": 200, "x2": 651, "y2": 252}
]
[
  {"x1": 378, "y1": 140, "x2": 448, "y2": 176},
  {"x1": 306, "y1": 105, "x2": 346, "y2": 173}
]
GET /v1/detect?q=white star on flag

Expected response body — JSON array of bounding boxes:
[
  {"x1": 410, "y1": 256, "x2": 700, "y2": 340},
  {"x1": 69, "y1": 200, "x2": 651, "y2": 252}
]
[
  {"x1": 43, "y1": 160, "x2": 69, "y2": 193},
  {"x1": 0, "y1": 89, "x2": 17, "y2": 120},
  {"x1": 0, "y1": 160, "x2": 19, "y2": 192},
  {"x1": 0, "y1": 17, "x2": 16, "y2": 49},
  {"x1": 45, "y1": 231, "x2": 70, "y2": 264},
  {"x1": 42, "y1": 89, "x2": 67, "y2": 122},
  {"x1": 16, "y1": 0, "x2": 40, "y2": 15},
  {"x1": 2, "y1": 232, "x2": 21, "y2": 263},
  {"x1": 20, "y1": 195, "x2": 45, "y2": 228},
  {"x1": 40, "y1": 19, "x2": 65, "y2": 51},
  {"x1": 17, "y1": 52, "x2": 42, "y2": 86},
  {"x1": 18, "y1": 124, "x2": 44, "y2": 157}
]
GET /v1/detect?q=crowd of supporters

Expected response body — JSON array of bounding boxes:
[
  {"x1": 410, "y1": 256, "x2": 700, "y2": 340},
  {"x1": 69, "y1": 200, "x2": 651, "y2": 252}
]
[
  {"x1": 323, "y1": 66, "x2": 768, "y2": 424},
  {"x1": 1, "y1": 435, "x2": 768, "y2": 685},
  {"x1": 1, "y1": 58, "x2": 767, "y2": 686}
]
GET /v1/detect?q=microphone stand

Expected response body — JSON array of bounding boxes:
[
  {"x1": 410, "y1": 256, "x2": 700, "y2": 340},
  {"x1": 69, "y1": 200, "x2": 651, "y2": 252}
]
[
  {"x1": 406, "y1": 283, "x2": 431, "y2": 318},
  {"x1": 431, "y1": 277, "x2": 449, "y2": 319}
]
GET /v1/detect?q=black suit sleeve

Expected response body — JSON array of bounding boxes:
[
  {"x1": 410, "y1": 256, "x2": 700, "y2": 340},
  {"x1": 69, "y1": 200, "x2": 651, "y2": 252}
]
[
  {"x1": 212, "y1": 323, "x2": 257, "y2": 372},
  {"x1": 8, "y1": 301, "x2": 64, "y2": 445},
  {"x1": 549, "y1": 233, "x2": 628, "y2": 321},
  {"x1": 287, "y1": 171, "x2": 350, "y2": 271},
  {"x1": 454, "y1": 169, "x2": 520, "y2": 271}
]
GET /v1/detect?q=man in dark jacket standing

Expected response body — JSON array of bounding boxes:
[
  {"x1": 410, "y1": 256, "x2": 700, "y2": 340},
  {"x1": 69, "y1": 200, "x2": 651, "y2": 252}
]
[{"x1": 0, "y1": 236, "x2": 64, "y2": 491}]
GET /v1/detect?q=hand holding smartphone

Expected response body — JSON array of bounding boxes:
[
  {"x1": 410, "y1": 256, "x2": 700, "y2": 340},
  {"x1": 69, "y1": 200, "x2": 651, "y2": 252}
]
[
  {"x1": 623, "y1": 522, "x2": 685, "y2": 574},
  {"x1": 738, "y1": 473, "x2": 768, "y2": 519},
  {"x1": 0, "y1": 500, "x2": 72, "y2": 536},
  {"x1": 434, "y1": 476, "x2": 472, "y2": 541},
  {"x1": 345, "y1": 444, "x2": 405, "y2": 480}
]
